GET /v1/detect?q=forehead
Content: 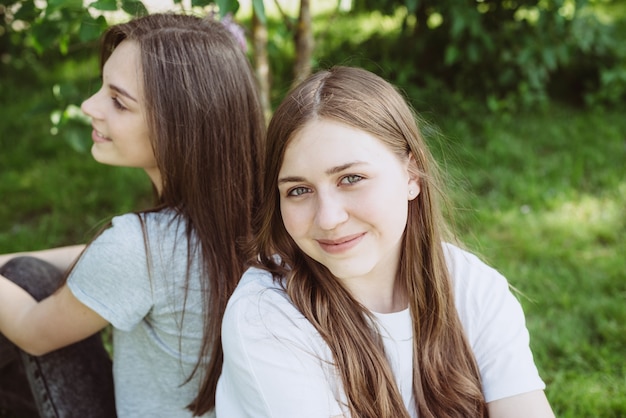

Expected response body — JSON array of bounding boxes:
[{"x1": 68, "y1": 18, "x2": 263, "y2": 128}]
[
  {"x1": 102, "y1": 40, "x2": 143, "y2": 87},
  {"x1": 280, "y1": 119, "x2": 399, "y2": 174}
]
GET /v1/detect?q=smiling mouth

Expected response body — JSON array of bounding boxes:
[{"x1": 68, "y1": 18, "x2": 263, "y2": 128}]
[
  {"x1": 316, "y1": 233, "x2": 365, "y2": 254},
  {"x1": 92, "y1": 129, "x2": 112, "y2": 142}
]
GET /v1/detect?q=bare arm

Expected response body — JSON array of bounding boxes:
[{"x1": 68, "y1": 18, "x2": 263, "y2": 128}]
[
  {"x1": 488, "y1": 390, "x2": 555, "y2": 418},
  {"x1": 0, "y1": 245, "x2": 86, "y2": 273},
  {"x1": 0, "y1": 273, "x2": 108, "y2": 356}
]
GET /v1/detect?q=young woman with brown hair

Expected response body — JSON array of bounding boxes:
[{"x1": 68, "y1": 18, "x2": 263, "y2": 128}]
[
  {"x1": 217, "y1": 66, "x2": 554, "y2": 417},
  {"x1": 0, "y1": 13, "x2": 264, "y2": 417}
]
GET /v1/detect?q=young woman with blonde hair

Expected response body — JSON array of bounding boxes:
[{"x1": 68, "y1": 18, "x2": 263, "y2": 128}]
[
  {"x1": 0, "y1": 13, "x2": 264, "y2": 417},
  {"x1": 217, "y1": 66, "x2": 554, "y2": 418}
]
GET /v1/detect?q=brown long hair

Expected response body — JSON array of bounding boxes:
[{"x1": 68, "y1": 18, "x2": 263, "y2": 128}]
[
  {"x1": 100, "y1": 14, "x2": 264, "y2": 415},
  {"x1": 255, "y1": 66, "x2": 486, "y2": 417}
]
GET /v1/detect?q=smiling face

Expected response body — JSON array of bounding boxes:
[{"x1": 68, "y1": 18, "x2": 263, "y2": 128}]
[
  {"x1": 278, "y1": 118, "x2": 420, "y2": 300},
  {"x1": 81, "y1": 40, "x2": 160, "y2": 186}
]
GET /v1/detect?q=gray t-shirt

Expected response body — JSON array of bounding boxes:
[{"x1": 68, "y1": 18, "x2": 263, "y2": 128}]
[{"x1": 68, "y1": 211, "x2": 214, "y2": 417}]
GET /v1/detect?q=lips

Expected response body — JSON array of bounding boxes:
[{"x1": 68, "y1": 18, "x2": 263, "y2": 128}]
[
  {"x1": 316, "y1": 233, "x2": 365, "y2": 254},
  {"x1": 92, "y1": 128, "x2": 112, "y2": 143}
]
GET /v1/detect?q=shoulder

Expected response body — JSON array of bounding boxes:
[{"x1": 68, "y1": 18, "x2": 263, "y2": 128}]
[
  {"x1": 121, "y1": 210, "x2": 185, "y2": 237},
  {"x1": 443, "y1": 243, "x2": 546, "y2": 401},
  {"x1": 92, "y1": 210, "x2": 186, "y2": 253},
  {"x1": 108, "y1": 210, "x2": 182, "y2": 231},
  {"x1": 224, "y1": 267, "x2": 301, "y2": 331},
  {"x1": 218, "y1": 267, "x2": 344, "y2": 417},
  {"x1": 230, "y1": 266, "x2": 283, "y2": 298},
  {"x1": 443, "y1": 242, "x2": 521, "y2": 346},
  {"x1": 76, "y1": 213, "x2": 147, "y2": 263},
  {"x1": 443, "y1": 242, "x2": 504, "y2": 285},
  {"x1": 222, "y1": 266, "x2": 324, "y2": 354},
  {"x1": 68, "y1": 211, "x2": 181, "y2": 292},
  {"x1": 443, "y1": 242, "x2": 512, "y2": 309}
]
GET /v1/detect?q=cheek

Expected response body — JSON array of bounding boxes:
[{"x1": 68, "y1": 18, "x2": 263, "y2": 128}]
[
  {"x1": 280, "y1": 200, "x2": 308, "y2": 239},
  {"x1": 366, "y1": 185, "x2": 409, "y2": 231},
  {"x1": 126, "y1": 125, "x2": 154, "y2": 157}
]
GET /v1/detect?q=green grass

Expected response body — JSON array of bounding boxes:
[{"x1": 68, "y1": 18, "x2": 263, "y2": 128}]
[{"x1": 430, "y1": 107, "x2": 626, "y2": 417}]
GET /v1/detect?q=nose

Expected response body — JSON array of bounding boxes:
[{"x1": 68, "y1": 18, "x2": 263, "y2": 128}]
[
  {"x1": 80, "y1": 89, "x2": 102, "y2": 120},
  {"x1": 314, "y1": 190, "x2": 349, "y2": 231}
]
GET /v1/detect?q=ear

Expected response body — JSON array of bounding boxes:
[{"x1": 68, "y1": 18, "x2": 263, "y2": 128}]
[{"x1": 406, "y1": 153, "x2": 420, "y2": 201}]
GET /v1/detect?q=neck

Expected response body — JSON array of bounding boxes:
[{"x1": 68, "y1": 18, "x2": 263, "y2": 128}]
[
  {"x1": 145, "y1": 167, "x2": 163, "y2": 195},
  {"x1": 343, "y1": 276, "x2": 407, "y2": 314}
]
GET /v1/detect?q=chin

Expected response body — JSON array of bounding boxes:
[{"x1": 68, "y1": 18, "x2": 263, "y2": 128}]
[
  {"x1": 90, "y1": 151, "x2": 115, "y2": 166},
  {"x1": 327, "y1": 265, "x2": 371, "y2": 281},
  {"x1": 90, "y1": 146, "x2": 102, "y2": 163}
]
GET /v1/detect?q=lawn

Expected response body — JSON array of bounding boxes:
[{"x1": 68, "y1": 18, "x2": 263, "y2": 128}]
[{"x1": 436, "y1": 107, "x2": 626, "y2": 417}]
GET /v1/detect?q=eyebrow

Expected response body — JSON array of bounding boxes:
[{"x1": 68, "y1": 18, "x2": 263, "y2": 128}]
[
  {"x1": 278, "y1": 161, "x2": 364, "y2": 185},
  {"x1": 109, "y1": 83, "x2": 138, "y2": 102}
]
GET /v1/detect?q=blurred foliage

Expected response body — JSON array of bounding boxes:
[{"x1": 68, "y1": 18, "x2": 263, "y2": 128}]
[
  {"x1": 0, "y1": 0, "x2": 247, "y2": 152},
  {"x1": 1, "y1": 0, "x2": 624, "y2": 119},
  {"x1": 344, "y1": 0, "x2": 626, "y2": 109}
]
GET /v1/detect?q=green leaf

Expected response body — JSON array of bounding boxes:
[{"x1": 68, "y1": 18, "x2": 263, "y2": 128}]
[
  {"x1": 121, "y1": 0, "x2": 149, "y2": 16},
  {"x1": 64, "y1": 126, "x2": 91, "y2": 153},
  {"x1": 467, "y1": 42, "x2": 479, "y2": 64},
  {"x1": 30, "y1": 21, "x2": 61, "y2": 54},
  {"x1": 216, "y1": 0, "x2": 241, "y2": 17},
  {"x1": 444, "y1": 45, "x2": 459, "y2": 65},
  {"x1": 252, "y1": 0, "x2": 265, "y2": 24},
  {"x1": 13, "y1": 1, "x2": 41, "y2": 21},
  {"x1": 541, "y1": 48, "x2": 557, "y2": 71},
  {"x1": 48, "y1": 0, "x2": 82, "y2": 10},
  {"x1": 89, "y1": 0, "x2": 118, "y2": 11},
  {"x1": 450, "y1": 14, "x2": 466, "y2": 40},
  {"x1": 79, "y1": 15, "x2": 107, "y2": 42},
  {"x1": 192, "y1": 0, "x2": 214, "y2": 7},
  {"x1": 59, "y1": 33, "x2": 70, "y2": 55},
  {"x1": 405, "y1": 0, "x2": 419, "y2": 15}
]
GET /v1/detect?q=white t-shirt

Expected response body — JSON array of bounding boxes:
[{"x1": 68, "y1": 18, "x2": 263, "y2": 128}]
[{"x1": 216, "y1": 243, "x2": 545, "y2": 417}]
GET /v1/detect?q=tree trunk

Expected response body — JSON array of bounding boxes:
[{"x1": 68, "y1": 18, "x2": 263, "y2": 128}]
[
  {"x1": 252, "y1": 7, "x2": 271, "y2": 121},
  {"x1": 292, "y1": 0, "x2": 314, "y2": 88}
]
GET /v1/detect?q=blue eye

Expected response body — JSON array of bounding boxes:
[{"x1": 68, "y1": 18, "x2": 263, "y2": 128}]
[
  {"x1": 287, "y1": 187, "x2": 311, "y2": 197},
  {"x1": 340, "y1": 175, "x2": 363, "y2": 185}
]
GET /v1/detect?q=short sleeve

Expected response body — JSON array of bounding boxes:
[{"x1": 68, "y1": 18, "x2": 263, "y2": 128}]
[
  {"x1": 67, "y1": 214, "x2": 153, "y2": 331},
  {"x1": 445, "y1": 244, "x2": 546, "y2": 402},
  {"x1": 216, "y1": 268, "x2": 345, "y2": 418}
]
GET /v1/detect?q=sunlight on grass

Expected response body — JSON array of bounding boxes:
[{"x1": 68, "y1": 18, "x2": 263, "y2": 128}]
[
  {"x1": 314, "y1": 7, "x2": 407, "y2": 58},
  {"x1": 473, "y1": 187, "x2": 625, "y2": 417},
  {"x1": 478, "y1": 184, "x2": 625, "y2": 281},
  {"x1": 516, "y1": 184, "x2": 625, "y2": 249},
  {"x1": 549, "y1": 372, "x2": 626, "y2": 417}
]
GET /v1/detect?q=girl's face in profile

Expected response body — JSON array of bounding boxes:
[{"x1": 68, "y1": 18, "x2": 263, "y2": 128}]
[
  {"x1": 81, "y1": 41, "x2": 159, "y2": 184},
  {"x1": 278, "y1": 119, "x2": 420, "y2": 301}
]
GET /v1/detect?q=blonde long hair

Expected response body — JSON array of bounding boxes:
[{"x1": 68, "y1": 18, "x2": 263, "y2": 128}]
[{"x1": 255, "y1": 66, "x2": 486, "y2": 417}]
